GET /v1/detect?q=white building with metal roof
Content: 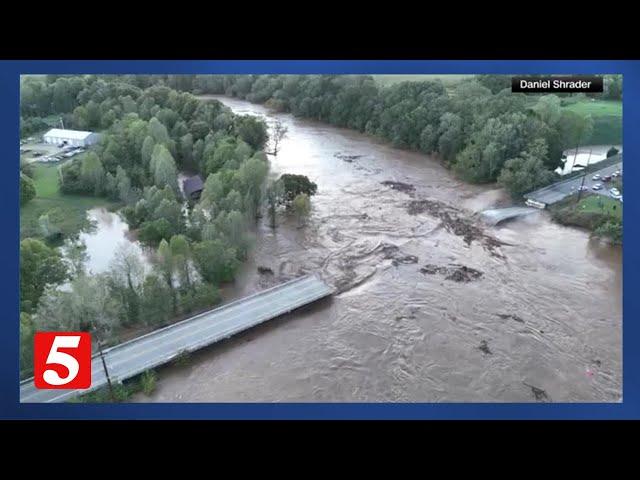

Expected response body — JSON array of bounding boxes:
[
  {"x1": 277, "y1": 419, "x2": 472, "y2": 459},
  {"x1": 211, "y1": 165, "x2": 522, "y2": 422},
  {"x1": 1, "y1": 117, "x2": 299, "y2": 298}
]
[{"x1": 43, "y1": 128, "x2": 100, "y2": 147}]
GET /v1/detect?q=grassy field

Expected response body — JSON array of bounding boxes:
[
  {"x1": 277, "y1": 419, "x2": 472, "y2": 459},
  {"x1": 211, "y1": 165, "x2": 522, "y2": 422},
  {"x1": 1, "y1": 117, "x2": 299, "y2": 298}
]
[
  {"x1": 373, "y1": 74, "x2": 472, "y2": 87},
  {"x1": 20, "y1": 163, "x2": 111, "y2": 241},
  {"x1": 562, "y1": 99, "x2": 622, "y2": 145},
  {"x1": 550, "y1": 192, "x2": 622, "y2": 244},
  {"x1": 563, "y1": 99, "x2": 622, "y2": 117},
  {"x1": 576, "y1": 195, "x2": 622, "y2": 220}
]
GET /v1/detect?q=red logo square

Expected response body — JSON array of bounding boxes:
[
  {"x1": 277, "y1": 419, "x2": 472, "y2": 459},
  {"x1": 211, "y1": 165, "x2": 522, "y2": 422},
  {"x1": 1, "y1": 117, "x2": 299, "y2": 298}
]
[{"x1": 34, "y1": 332, "x2": 92, "y2": 389}]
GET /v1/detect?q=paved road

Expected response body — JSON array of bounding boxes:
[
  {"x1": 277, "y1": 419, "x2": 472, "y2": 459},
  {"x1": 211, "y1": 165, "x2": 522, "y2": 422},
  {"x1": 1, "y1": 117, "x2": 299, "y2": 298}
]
[
  {"x1": 525, "y1": 161, "x2": 622, "y2": 206},
  {"x1": 20, "y1": 275, "x2": 333, "y2": 403}
]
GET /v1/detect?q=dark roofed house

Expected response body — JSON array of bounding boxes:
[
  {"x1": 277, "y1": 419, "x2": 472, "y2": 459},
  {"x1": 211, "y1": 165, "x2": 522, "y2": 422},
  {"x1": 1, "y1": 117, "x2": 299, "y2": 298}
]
[{"x1": 183, "y1": 175, "x2": 204, "y2": 201}]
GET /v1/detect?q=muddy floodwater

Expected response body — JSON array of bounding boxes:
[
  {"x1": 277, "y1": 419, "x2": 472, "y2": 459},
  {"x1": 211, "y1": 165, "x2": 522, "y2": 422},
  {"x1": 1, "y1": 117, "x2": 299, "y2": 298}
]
[
  {"x1": 79, "y1": 208, "x2": 152, "y2": 275},
  {"x1": 134, "y1": 96, "x2": 622, "y2": 403}
]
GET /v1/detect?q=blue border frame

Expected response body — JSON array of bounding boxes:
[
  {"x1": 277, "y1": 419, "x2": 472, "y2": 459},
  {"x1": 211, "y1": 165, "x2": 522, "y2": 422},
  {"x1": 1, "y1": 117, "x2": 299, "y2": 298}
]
[{"x1": 3, "y1": 60, "x2": 637, "y2": 419}]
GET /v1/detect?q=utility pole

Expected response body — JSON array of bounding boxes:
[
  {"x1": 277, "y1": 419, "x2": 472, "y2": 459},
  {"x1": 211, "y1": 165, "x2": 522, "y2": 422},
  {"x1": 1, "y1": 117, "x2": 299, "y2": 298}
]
[
  {"x1": 96, "y1": 334, "x2": 116, "y2": 402},
  {"x1": 576, "y1": 148, "x2": 593, "y2": 203}
]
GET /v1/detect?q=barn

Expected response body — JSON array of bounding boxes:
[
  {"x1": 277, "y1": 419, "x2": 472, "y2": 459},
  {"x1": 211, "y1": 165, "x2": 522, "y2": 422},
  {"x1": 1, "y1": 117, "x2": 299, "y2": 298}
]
[
  {"x1": 43, "y1": 129, "x2": 100, "y2": 147},
  {"x1": 183, "y1": 175, "x2": 204, "y2": 201}
]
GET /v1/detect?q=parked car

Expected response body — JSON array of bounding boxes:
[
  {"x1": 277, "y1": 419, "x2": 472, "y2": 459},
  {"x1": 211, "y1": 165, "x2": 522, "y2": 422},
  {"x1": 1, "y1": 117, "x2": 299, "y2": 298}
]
[
  {"x1": 612, "y1": 170, "x2": 621, "y2": 178},
  {"x1": 592, "y1": 183, "x2": 603, "y2": 190},
  {"x1": 610, "y1": 188, "x2": 621, "y2": 197},
  {"x1": 592, "y1": 174, "x2": 601, "y2": 181},
  {"x1": 578, "y1": 185, "x2": 589, "y2": 192},
  {"x1": 602, "y1": 175, "x2": 612, "y2": 182}
]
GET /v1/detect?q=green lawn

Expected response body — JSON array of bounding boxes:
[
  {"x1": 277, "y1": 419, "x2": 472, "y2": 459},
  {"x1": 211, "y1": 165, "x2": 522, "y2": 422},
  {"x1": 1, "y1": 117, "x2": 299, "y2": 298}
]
[
  {"x1": 563, "y1": 99, "x2": 622, "y2": 117},
  {"x1": 577, "y1": 195, "x2": 622, "y2": 220},
  {"x1": 20, "y1": 163, "x2": 112, "y2": 241},
  {"x1": 562, "y1": 99, "x2": 622, "y2": 145}
]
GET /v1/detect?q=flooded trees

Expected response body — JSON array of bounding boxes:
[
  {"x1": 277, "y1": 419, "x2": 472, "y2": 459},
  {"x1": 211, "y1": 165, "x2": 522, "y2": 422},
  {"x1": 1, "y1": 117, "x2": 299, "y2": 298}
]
[
  {"x1": 278, "y1": 174, "x2": 317, "y2": 205},
  {"x1": 265, "y1": 174, "x2": 316, "y2": 229},
  {"x1": 108, "y1": 243, "x2": 145, "y2": 326},
  {"x1": 267, "y1": 119, "x2": 288, "y2": 156},
  {"x1": 292, "y1": 193, "x2": 311, "y2": 226}
]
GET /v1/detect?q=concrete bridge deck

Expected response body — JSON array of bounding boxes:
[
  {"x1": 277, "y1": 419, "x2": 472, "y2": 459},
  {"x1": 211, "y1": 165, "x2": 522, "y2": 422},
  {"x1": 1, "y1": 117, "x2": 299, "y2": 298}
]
[
  {"x1": 479, "y1": 206, "x2": 540, "y2": 225},
  {"x1": 20, "y1": 274, "x2": 333, "y2": 403}
]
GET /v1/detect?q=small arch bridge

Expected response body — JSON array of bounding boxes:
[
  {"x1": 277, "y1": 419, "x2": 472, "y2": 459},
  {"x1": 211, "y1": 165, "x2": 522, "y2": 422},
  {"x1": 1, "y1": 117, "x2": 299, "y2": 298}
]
[{"x1": 479, "y1": 207, "x2": 540, "y2": 226}]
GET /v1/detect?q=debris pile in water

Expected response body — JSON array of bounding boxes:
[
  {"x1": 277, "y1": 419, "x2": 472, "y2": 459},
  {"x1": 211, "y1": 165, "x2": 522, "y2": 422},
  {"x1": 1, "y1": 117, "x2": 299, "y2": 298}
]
[
  {"x1": 257, "y1": 266, "x2": 274, "y2": 275},
  {"x1": 381, "y1": 180, "x2": 416, "y2": 194},
  {"x1": 523, "y1": 382, "x2": 551, "y2": 402},
  {"x1": 497, "y1": 313, "x2": 525, "y2": 323},
  {"x1": 407, "y1": 199, "x2": 507, "y2": 257},
  {"x1": 420, "y1": 263, "x2": 483, "y2": 283},
  {"x1": 379, "y1": 243, "x2": 419, "y2": 266},
  {"x1": 478, "y1": 340, "x2": 493, "y2": 355},
  {"x1": 335, "y1": 153, "x2": 363, "y2": 162}
]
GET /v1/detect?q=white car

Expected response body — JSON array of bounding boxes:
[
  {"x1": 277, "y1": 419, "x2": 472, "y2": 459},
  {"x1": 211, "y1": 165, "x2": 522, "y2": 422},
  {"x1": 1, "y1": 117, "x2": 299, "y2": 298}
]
[
  {"x1": 592, "y1": 183, "x2": 603, "y2": 190},
  {"x1": 592, "y1": 174, "x2": 601, "y2": 181},
  {"x1": 578, "y1": 185, "x2": 589, "y2": 192},
  {"x1": 612, "y1": 170, "x2": 621, "y2": 178},
  {"x1": 610, "y1": 188, "x2": 621, "y2": 197}
]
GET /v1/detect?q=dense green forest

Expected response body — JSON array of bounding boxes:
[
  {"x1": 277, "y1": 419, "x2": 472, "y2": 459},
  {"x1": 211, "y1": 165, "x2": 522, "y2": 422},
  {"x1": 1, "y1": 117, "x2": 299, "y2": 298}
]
[
  {"x1": 21, "y1": 74, "x2": 622, "y2": 197},
  {"x1": 19, "y1": 75, "x2": 273, "y2": 378},
  {"x1": 80, "y1": 73, "x2": 620, "y2": 198}
]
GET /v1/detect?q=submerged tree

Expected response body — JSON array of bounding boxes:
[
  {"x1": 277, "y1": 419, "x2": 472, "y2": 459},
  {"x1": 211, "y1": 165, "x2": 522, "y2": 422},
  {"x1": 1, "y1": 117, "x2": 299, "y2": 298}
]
[
  {"x1": 65, "y1": 238, "x2": 89, "y2": 278},
  {"x1": 267, "y1": 119, "x2": 288, "y2": 156},
  {"x1": 292, "y1": 193, "x2": 311, "y2": 226}
]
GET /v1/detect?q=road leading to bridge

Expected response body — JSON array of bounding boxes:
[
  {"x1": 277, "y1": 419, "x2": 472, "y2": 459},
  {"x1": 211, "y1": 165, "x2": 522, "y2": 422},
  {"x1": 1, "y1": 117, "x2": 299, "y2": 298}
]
[
  {"x1": 20, "y1": 274, "x2": 333, "y2": 403},
  {"x1": 525, "y1": 160, "x2": 622, "y2": 207}
]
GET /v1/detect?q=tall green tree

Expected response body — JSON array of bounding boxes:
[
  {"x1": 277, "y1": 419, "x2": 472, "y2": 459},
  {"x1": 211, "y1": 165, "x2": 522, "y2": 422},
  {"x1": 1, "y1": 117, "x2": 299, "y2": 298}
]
[
  {"x1": 235, "y1": 115, "x2": 268, "y2": 149},
  {"x1": 20, "y1": 238, "x2": 68, "y2": 313},
  {"x1": 169, "y1": 235, "x2": 193, "y2": 292},
  {"x1": 151, "y1": 144, "x2": 179, "y2": 193},
  {"x1": 498, "y1": 140, "x2": 557, "y2": 198},
  {"x1": 35, "y1": 275, "x2": 124, "y2": 339},
  {"x1": 80, "y1": 152, "x2": 106, "y2": 195},
  {"x1": 157, "y1": 239, "x2": 177, "y2": 314},
  {"x1": 140, "y1": 274, "x2": 173, "y2": 326},
  {"x1": 193, "y1": 240, "x2": 240, "y2": 284},
  {"x1": 108, "y1": 243, "x2": 145, "y2": 325},
  {"x1": 20, "y1": 173, "x2": 36, "y2": 206}
]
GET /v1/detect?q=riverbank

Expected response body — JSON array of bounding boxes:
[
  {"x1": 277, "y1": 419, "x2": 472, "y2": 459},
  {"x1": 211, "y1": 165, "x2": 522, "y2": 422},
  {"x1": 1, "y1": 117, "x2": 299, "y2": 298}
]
[{"x1": 549, "y1": 194, "x2": 622, "y2": 244}]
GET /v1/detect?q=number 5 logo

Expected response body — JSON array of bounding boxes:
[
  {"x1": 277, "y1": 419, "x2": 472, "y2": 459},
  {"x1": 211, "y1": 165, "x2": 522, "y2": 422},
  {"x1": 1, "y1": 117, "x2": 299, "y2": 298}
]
[{"x1": 34, "y1": 332, "x2": 92, "y2": 389}]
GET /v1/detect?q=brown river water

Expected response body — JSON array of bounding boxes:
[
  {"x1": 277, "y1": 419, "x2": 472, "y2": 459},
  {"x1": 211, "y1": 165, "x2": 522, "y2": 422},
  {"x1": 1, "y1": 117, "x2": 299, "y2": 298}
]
[{"x1": 132, "y1": 95, "x2": 622, "y2": 403}]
